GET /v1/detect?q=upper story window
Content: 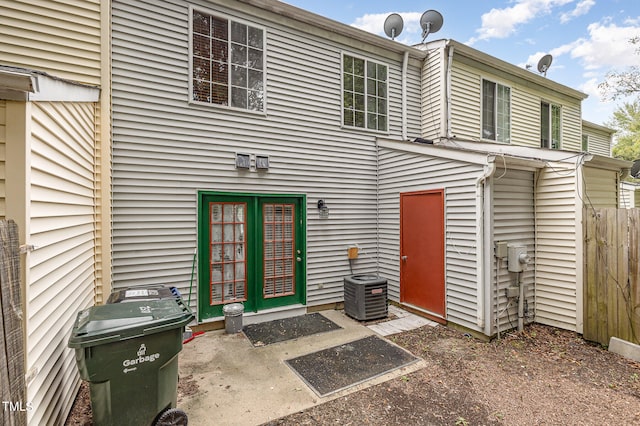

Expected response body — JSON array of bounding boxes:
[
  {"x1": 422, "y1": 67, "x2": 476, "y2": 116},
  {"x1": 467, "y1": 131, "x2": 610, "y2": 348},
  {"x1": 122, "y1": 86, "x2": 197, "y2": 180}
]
[
  {"x1": 582, "y1": 134, "x2": 589, "y2": 151},
  {"x1": 541, "y1": 102, "x2": 561, "y2": 149},
  {"x1": 482, "y1": 80, "x2": 511, "y2": 143},
  {"x1": 342, "y1": 54, "x2": 388, "y2": 132},
  {"x1": 191, "y1": 9, "x2": 265, "y2": 111}
]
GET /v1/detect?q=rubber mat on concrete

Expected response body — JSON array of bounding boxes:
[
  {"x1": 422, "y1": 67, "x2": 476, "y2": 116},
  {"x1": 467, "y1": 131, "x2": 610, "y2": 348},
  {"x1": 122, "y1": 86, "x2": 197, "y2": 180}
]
[
  {"x1": 243, "y1": 313, "x2": 342, "y2": 346},
  {"x1": 285, "y1": 335, "x2": 419, "y2": 397}
]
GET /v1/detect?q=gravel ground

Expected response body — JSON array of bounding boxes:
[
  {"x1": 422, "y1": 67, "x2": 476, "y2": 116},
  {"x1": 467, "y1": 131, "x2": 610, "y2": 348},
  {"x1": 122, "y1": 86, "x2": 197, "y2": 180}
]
[{"x1": 67, "y1": 323, "x2": 640, "y2": 426}]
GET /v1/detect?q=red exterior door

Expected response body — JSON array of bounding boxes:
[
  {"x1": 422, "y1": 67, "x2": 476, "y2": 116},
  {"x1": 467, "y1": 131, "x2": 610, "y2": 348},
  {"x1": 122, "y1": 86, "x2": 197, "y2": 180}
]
[{"x1": 400, "y1": 190, "x2": 445, "y2": 319}]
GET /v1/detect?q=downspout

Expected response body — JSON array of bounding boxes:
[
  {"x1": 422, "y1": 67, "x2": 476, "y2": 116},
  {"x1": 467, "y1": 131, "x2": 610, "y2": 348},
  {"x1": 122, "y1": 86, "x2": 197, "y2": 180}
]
[
  {"x1": 476, "y1": 156, "x2": 496, "y2": 335},
  {"x1": 446, "y1": 43, "x2": 455, "y2": 139},
  {"x1": 401, "y1": 50, "x2": 409, "y2": 140}
]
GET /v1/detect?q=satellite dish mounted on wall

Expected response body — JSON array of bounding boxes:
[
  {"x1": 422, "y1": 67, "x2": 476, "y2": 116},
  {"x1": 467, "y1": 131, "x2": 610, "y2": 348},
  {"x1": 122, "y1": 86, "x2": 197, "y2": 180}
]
[
  {"x1": 384, "y1": 13, "x2": 404, "y2": 41},
  {"x1": 537, "y1": 54, "x2": 553, "y2": 77},
  {"x1": 420, "y1": 10, "x2": 443, "y2": 43}
]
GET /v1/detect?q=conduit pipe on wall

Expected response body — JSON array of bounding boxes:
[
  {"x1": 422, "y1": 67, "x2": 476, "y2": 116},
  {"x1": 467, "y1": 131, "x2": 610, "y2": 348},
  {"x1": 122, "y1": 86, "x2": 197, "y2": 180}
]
[
  {"x1": 446, "y1": 43, "x2": 455, "y2": 138},
  {"x1": 475, "y1": 156, "x2": 496, "y2": 335},
  {"x1": 401, "y1": 50, "x2": 409, "y2": 140}
]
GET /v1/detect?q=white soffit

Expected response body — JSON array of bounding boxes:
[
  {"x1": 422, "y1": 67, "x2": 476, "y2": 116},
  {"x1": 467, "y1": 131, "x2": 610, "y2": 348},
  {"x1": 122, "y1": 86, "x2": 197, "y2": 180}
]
[{"x1": 0, "y1": 67, "x2": 99, "y2": 102}]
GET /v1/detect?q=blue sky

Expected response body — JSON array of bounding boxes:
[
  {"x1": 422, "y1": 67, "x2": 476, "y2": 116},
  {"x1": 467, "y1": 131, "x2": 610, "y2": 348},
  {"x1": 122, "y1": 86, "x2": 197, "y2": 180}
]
[{"x1": 283, "y1": 0, "x2": 640, "y2": 126}]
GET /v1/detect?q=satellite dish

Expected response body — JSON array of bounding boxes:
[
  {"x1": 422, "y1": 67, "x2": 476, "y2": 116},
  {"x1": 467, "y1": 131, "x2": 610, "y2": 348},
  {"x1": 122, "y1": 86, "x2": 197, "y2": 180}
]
[
  {"x1": 420, "y1": 10, "x2": 444, "y2": 43},
  {"x1": 384, "y1": 13, "x2": 404, "y2": 40},
  {"x1": 537, "y1": 54, "x2": 553, "y2": 77}
]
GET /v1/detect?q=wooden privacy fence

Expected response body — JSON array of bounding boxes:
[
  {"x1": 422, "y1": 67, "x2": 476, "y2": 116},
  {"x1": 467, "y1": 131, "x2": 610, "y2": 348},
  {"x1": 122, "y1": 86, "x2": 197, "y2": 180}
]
[
  {"x1": 584, "y1": 208, "x2": 640, "y2": 346},
  {"x1": 0, "y1": 220, "x2": 26, "y2": 426}
]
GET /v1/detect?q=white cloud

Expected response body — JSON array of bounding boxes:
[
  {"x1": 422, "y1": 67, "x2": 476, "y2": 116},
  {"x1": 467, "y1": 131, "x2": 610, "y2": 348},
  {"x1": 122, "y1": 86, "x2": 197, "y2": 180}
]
[
  {"x1": 466, "y1": 0, "x2": 574, "y2": 45},
  {"x1": 351, "y1": 12, "x2": 424, "y2": 42},
  {"x1": 559, "y1": 0, "x2": 595, "y2": 23},
  {"x1": 569, "y1": 21, "x2": 640, "y2": 69}
]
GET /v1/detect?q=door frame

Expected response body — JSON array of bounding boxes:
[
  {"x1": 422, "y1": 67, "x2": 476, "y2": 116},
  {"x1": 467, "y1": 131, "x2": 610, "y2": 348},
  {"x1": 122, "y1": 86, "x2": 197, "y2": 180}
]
[{"x1": 196, "y1": 191, "x2": 306, "y2": 321}]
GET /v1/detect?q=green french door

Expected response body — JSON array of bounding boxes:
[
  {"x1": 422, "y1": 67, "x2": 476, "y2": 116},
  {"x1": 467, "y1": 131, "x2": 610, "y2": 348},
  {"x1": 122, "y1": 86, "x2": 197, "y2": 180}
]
[{"x1": 197, "y1": 192, "x2": 306, "y2": 321}]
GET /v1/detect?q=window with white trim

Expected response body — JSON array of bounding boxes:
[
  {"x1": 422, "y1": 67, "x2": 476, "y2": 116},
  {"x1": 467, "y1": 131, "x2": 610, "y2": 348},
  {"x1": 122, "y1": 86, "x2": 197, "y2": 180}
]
[
  {"x1": 482, "y1": 79, "x2": 511, "y2": 143},
  {"x1": 191, "y1": 9, "x2": 265, "y2": 111},
  {"x1": 541, "y1": 101, "x2": 561, "y2": 149},
  {"x1": 342, "y1": 54, "x2": 388, "y2": 131},
  {"x1": 582, "y1": 134, "x2": 589, "y2": 151}
]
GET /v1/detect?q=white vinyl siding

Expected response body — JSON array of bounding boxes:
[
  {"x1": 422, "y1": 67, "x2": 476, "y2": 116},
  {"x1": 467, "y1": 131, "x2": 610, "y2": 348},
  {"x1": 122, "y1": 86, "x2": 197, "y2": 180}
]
[
  {"x1": 421, "y1": 46, "x2": 445, "y2": 139},
  {"x1": 448, "y1": 63, "x2": 481, "y2": 141},
  {"x1": 378, "y1": 141, "x2": 484, "y2": 332},
  {"x1": 447, "y1": 61, "x2": 583, "y2": 150},
  {"x1": 0, "y1": 1, "x2": 101, "y2": 85},
  {"x1": 0, "y1": 100, "x2": 5, "y2": 218},
  {"x1": 492, "y1": 169, "x2": 535, "y2": 333},
  {"x1": 619, "y1": 183, "x2": 636, "y2": 209},
  {"x1": 27, "y1": 102, "x2": 96, "y2": 425},
  {"x1": 111, "y1": 0, "x2": 422, "y2": 314},
  {"x1": 582, "y1": 124, "x2": 612, "y2": 157},
  {"x1": 535, "y1": 164, "x2": 579, "y2": 331},
  {"x1": 583, "y1": 167, "x2": 618, "y2": 208}
]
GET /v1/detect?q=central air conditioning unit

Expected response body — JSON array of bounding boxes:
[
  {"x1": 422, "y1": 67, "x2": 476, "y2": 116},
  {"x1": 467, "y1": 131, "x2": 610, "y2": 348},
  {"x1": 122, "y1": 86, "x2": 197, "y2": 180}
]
[{"x1": 343, "y1": 275, "x2": 388, "y2": 321}]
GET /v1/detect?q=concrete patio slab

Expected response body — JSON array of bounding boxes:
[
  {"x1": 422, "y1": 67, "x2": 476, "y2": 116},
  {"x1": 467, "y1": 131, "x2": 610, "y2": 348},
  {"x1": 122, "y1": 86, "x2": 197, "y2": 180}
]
[
  {"x1": 177, "y1": 309, "x2": 426, "y2": 426},
  {"x1": 367, "y1": 305, "x2": 438, "y2": 336}
]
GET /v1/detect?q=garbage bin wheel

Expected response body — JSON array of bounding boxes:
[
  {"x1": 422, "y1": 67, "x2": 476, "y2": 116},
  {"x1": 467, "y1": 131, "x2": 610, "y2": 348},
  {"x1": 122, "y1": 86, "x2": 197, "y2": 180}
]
[{"x1": 154, "y1": 408, "x2": 188, "y2": 426}]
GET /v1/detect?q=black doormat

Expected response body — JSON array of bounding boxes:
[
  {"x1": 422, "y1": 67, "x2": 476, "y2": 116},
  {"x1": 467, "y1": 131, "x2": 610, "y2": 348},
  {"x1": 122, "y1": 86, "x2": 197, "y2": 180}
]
[
  {"x1": 243, "y1": 313, "x2": 342, "y2": 346},
  {"x1": 285, "y1": 335, "x2": 419, "y2": 397}
]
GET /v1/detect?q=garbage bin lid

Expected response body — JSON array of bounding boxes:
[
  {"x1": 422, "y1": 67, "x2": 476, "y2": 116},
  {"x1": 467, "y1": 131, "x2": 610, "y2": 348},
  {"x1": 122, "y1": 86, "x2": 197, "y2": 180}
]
[
  {"x1": 222, "y1": 303, "x2": 244, "y2": 315},
  {"x1": 68, "y1": 299, "x2": 194, "y2": 348}
]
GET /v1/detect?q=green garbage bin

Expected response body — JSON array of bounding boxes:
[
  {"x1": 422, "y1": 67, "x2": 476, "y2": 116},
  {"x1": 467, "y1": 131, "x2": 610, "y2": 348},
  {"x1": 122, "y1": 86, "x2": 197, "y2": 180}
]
[{"x1": 68, "y1": 298, "x2": 194, "y2": 426}]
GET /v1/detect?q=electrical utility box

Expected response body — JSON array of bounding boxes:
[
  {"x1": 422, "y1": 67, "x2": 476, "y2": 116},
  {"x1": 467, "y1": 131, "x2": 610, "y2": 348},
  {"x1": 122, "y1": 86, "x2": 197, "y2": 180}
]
[{"x1": 507, "y1": 244, "x2": 531, "y2": 272}]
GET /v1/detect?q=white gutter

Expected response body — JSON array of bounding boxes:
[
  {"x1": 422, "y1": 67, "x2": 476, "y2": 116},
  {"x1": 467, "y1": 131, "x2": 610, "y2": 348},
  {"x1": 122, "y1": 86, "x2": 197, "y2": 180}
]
[
  {"x1": 446, "y1": 43, "x2": 455, "y2": 138},
  {"x1": 475, "y1": 156, "x2": 496, "y2": 334},
  {"x1": 401, "y1": 50, "x2": 409, "y2": 140}
]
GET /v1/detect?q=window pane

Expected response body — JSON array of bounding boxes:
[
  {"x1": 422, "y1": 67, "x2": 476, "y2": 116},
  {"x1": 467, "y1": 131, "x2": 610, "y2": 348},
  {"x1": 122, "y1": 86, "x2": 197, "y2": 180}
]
[
  {"x1": 212, "y1": 61, "x2": 227, "y2": 83},
  {"x1": 482, "y1": 80, "x2": 496, "y2": 140},
  {"x1": 231, "y1": 87, "x2": 248, "y2": 108},
  {"x1": 355, "y1": 111, "x2": 365, "y2": 127},
  {"x1": 193, "y1": 80, "x2": 210, "y2": 102},
  {"x1": 231, "y1": 65, "x2": 247, "y2": 87},
  {"x1": 193, "y1": 34, "x2": 211, "y2": 58},
  {"x1": 212, "y1": 40, "x2": 227, "y2": 62},
  {"x1": 367, "y1": 61, "x2": 377, "y2": 78},
  {"x1": 496, "y1": 85, "x2": 510, "y2": 143},
  {"x1": 193, "y1": 11, "x2": 210, "y2": 35},
  {"x1": 377, "y1": 64, "x2": 387, "y2": 81},
  {"x1": 248, "y1": 69, "x2": 263, "y2": 91},
  {"x1": 211, "y1": 17, "x2": 228, "y2": 40},
  {"x1": 193, "y1": 57, "x2": 211, "y2": 81},
  {"x1": 367, "y1": 114, "x2": 377, "y2": 129},
  {"x1": 343, "y1": 55, "x2": 353, "y2": 73},
  {"x1": 231, "y1": 43, "x2": 247, "y2": 66},
  {"x1": 354, "y1": 76, "x2": 365, "y2": 93},
  {"x1": 377, "y1": 98, "x2": 386, "y2": 114},
  {"x1": 343, "y1": 73, "x2": 353, "y2": 91},
  {"x1": 377, "y1": 81, "x2": 386, "y2": 98},
  {"x1": 378, "y1": 115, "x2": 387, "y2": 131},
  {"x1": 211, "y1": 83, "x2": 228, "y2": 105},
  {"x1": 367, "y1": 96, "x2": 377, "y2": 113},
  {"x1": 540, "y1": 102, "x2": 550, "y2": 148},
  {"x1": 343, "y1": 92, "x2": 353, "y2": 109},
  {"x1": 231, "y1": 21, "x2": 247, "y2": 44},
  {"x1": 551, "y1": 104, "x2": 561, "y2": 149},
  {"x1": 248, "y1": 90, "x2": 263, "y2": 111},
  {"x1": 248, "y1": 26, "x2": 263, "y2": 48},
  {"x1": 353, "y1": 58, "x2": 365, "y2": 76},
  {"x1": 248, "y1": 48, "x2": 263, "y2": 70},
  {"x1": 344, "y1": 109, "x2": 354, "y2": 126},
  {"x1": 367, "y1": 78, "x2": 376, "y2": 96},
  {"x1": 354, "y1": 93, "x2": 365, "y2": 111}
]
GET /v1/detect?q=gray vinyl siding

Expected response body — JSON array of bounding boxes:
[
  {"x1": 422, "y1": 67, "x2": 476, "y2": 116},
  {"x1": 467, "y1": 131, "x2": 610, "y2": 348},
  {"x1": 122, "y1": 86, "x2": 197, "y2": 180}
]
[
  {"x1": 0, "y1": 100, "x2": 5, "y2": 218},
  {"x1": 27, "y1": 102, "x2": 96, "y2": 425},
  {"x1": 492, "y1": 169, "x2": 535, "y2": 333},
  {"x1": 377, "y1": 142, "x2": 484, "y2": 331},
  {"x1": 535, "y1": 163, "x2": 579, "y2": 330},
  {"x1": 583, "y1": 167, "x2": 618, "y2": 208},
  {"x1": 111, "y1": 0, "x2": 422, "y2": 314},
  {"x1": 0, "y1": 0, "x2": 101, "y2": 85}
]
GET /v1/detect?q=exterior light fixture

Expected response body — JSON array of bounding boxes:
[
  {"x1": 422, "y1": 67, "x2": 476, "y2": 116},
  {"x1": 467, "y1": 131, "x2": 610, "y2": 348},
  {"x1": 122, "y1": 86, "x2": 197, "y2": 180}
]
[{"x1": 317, "y1": 199, "x2": 329, "y2": 219}]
